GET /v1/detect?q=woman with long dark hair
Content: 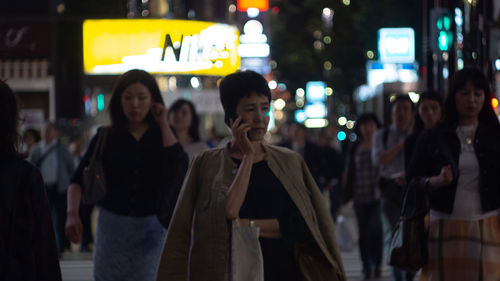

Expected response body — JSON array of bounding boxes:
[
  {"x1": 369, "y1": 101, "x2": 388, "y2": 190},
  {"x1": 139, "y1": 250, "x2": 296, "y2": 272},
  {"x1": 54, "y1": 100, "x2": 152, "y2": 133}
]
[
  {"x1": 65, "y1": 69, "x2": 188, "y2": 281},
  {"x1": 168, "y1": 99, "x2": 208, "y2": 160},
  {"x1": 407, "y1": 68, "x2": 500, "y2": 280},
  {"x1": 0, "y1": 80, "x2": 61, "y2": 281}
]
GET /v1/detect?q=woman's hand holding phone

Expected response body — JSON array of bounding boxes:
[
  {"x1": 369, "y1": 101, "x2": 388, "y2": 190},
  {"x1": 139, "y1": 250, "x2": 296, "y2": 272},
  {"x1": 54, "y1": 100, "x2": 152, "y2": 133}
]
[{"x1": 230, "y1": 116, "x2": 254, "y2": 156}]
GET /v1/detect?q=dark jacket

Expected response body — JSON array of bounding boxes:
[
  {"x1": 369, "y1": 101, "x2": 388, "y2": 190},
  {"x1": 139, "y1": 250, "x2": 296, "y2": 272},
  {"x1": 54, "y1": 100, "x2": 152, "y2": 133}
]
[
  {"x1": 406, "y1": 122, "x2": 500, "y2": 214},
  {"x1": 0, "y1": 153, "x2": 62, "y2": 281}
]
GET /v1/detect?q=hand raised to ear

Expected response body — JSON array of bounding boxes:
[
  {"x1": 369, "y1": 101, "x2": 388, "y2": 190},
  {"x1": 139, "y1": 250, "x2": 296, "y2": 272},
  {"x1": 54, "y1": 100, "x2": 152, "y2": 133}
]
[
  {"x1": 230, "y1": 116, "x2": 254, "y2": 156},
  {"x1": 151, "y1": 103, "x2": 169, "y2": 128}
]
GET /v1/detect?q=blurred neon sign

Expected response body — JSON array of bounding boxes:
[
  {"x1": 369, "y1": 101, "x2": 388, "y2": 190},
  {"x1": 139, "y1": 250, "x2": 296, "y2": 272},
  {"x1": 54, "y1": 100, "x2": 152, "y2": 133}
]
[{"x1": 83, "y1": 19, "x2": 240, "y2": 75}]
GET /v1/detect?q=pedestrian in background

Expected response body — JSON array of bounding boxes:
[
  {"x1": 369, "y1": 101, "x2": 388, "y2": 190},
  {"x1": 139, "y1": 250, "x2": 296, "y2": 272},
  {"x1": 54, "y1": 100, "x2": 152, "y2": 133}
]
[
  {"x1": 168, "y1": 98, "x2": 208, "y2": 161},
  {"x1": 407, "y1": 68, "x2": 500, "y2": 281},
  {"x1": 372, "y1": 95, "x2": 414, "y2": 281},
  {"x1": 279, "y1": 123, "x2": 323, "y2": 187},
  {"x1": 28, "y1": 120, "x2": 75, "y2": 254},
  {"x1": 20, "y1": 128, "x2": 40, "y2": 158},
  {"x1": 156, "y1": 70, "x2": 346, "y2": 281},
  {"x1": 0, "y1": 80, "x2": 62, "y2": 281},
  {"x1": 404, "y1": 91, "x2": 443, "y2": 169},
  {"x1": 65, "y1": 69, "x2": 188, "y2": 281},
  {"x1": 343, "y1": 113, "x2": 383, "y2": 280},
  {"x1": 317, "y1": 129, "x2": 344, "y2": 219}
]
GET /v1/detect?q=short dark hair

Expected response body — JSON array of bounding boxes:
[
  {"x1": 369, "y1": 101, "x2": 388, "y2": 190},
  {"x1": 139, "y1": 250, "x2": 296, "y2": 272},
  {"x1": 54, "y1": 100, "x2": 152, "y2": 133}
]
[
  {"x1": 443, "y1": 67, "x2": 498, "y2": 127},
  {"x1": 412, "y1": 90, "x2": 443, "y2": 134},
  {"x1": 23, "y1": 128, "x2": 41, "y2": 143},
  {"x1": 108, "y1": 69, "x2": 164, "y2": 129},
  {"x1": 0, "y1": 80, "x2": 20, "y2": 155},
  {"x1": 354, "y1": 113, "x2": 381, "y2": 140},
  {"x1": 219, "y1": 70, "x2": 271, "y2": 127},
  {"x1": 169, "y1": 99, "x2": 201, "y2": 142},
  {"x1": 392, "y1": 94, "x2": 415, "y2": 111}
]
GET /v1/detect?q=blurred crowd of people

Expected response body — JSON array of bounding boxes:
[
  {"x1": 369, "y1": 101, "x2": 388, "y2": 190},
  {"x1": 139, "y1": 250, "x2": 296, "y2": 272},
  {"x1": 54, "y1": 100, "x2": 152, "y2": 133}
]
[{"x1": 2, "y1": 67, "x2": 499, "y2": 281}]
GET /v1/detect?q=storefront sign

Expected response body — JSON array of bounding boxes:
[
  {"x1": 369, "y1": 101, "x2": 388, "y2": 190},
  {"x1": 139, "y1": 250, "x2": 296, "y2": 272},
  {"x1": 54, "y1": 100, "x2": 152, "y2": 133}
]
[
  {"x1": 83, "y1": 19, "x2": 240, "y2": 75},
  {"x1": 0, "y1": 23, "x2": 51, "y2": 58},
  {"x1": 378, "y1": 28, "x2": 415, "y2": 63}
]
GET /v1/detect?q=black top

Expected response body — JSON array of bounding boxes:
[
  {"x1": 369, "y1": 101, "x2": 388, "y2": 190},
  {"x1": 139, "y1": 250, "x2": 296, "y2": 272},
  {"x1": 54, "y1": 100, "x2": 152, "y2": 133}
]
[
  {"x1": 0, "y1": 153, "x2": 62, "y2": 281},
  {"x1": 72, "y1": 125, "x2": 188, "y2": 217},
  {"x1": 236, "y1": 159, "x2": 310, "y2": 281}
]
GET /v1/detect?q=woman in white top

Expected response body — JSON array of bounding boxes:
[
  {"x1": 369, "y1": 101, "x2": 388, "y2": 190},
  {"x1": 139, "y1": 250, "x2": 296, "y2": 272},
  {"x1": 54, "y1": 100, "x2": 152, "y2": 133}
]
[
  {"x1": 407, "y1": 68, "x2": 500, "y2": 281},
  {"x1": 168, "y1": 99, "x2": 208, "y2": 161}
]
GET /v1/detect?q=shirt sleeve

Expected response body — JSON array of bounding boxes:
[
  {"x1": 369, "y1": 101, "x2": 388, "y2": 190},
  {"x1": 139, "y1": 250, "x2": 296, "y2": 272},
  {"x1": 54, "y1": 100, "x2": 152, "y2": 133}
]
[
  {"x1": 157, "y1": 153, "x2": 201, "y2": 281},
  {"x1": 70, "y1": 128, "x2": 101, "y2": 185},
  {"x1": 157, "y1": 142, "x2": 189, "y2": 228},
  {"x1": 371, "y1": 129, "x2": 383, "y2": 166}
]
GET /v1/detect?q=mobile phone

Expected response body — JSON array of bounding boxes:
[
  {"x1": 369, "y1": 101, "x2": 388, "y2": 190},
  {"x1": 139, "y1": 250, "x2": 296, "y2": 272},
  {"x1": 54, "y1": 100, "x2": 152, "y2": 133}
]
[{"x1": 230, "y1": 113, "x2": 250, "y2": 139}]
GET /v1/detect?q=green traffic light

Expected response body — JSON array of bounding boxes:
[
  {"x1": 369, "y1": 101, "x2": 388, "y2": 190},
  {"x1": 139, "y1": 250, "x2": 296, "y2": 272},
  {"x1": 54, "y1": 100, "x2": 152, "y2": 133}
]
[
  {"x1": 437, "y1": 18, "x2": 443, "y2": 30},
  {"x1": 97, "y1": 94, "x2": 105, "y2": 111},
  {"x1": 438, "y1": 31, "x2": 453, "y2": 51},
  {"x1": 443, "y1": 16, "x2": 451, "y2": 30}
]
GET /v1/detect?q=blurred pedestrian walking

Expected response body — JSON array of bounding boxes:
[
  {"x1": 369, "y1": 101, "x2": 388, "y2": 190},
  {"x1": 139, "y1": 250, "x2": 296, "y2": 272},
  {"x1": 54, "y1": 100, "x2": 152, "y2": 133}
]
[
  {"x1": 279, "y1": 123, "x2": 323, "y2": 187},
  {"x1": 407, "y1": 68, "x2": 500, "y2": 281},
  {"x1": 317, "y1": 129, "x2": 344, "y2": 219},
  {"x1": 28, "y1": 120, "x2": 75, "y2": 254},
  {"x1": 372, "y1": 95, "x2": 415, "y2": 281},
  {"x1": 156, "y1": 70, "x2": 346, "y2": 281},
  {"x1": 20, "y1": 128, "x2": 40, "y2": 158},
  {"x1": 0, "y1": 80, "x2": 62, "y2": 281},
  {"x1": 343, "y1": 113, "x2": 383, "y2": 279},
  {"x1": 168, "y1": 99, "x2": 208, "y2": 161},
  {"x1": 65, "y1": 69, "x2": 188, "y2": 281},
  {"x1": 404, "y1": 91, "x2": 443, "y2": 169}
]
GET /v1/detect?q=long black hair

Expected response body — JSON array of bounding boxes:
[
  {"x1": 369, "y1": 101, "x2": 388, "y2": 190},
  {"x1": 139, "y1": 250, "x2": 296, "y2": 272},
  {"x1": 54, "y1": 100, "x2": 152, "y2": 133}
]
[
  {"x1": 412, "y1": 90, "x2": 443, "y2": 134},
  {"x1": 169, "y1": 99, "x2": 201, "y2": 142},
  {"x1": 108, "y1": 69, "x2": 165, "y2": 130},
  {"x1": 443, "y1": 67, "x2": 499, "y2": 128},
  {"x1": 0, "y1": 80, "x2": 20, "y2": 155}
]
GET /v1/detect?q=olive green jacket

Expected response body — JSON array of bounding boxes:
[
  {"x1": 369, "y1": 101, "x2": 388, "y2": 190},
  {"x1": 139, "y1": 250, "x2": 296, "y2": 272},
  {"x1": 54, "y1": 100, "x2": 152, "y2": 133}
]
[{"x1": 156, "y1": 144, "x2": 346, "y2": 281}]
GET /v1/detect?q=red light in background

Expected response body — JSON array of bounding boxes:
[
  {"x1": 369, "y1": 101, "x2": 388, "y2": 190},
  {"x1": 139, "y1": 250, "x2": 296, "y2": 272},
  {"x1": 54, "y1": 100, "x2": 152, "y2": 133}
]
[
  {"x1": 271, "y1": 6, "x2": 280, "y2": 14},
  {"x1": 492, "y1": 98, "x2": 499, "y2": 109},
  {"x1": 83, "y1": 95, "x2": 90, "y2": 102},
  {"x1": 237, "y1": 0, "x2": 269, "y2": 11}
]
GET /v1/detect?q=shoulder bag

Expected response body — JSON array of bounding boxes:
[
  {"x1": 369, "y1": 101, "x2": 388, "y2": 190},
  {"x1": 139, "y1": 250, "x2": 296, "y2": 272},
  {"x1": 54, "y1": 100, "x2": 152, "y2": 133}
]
[
  {"x1": 388, "y1": 182, "x2": 428, "y2": 272},
  {"x1": 294, "y1": 243, "x2": 340, "y2": 281},
  {"x1": 82, "y1": 127, "x2": 109, "y2": 204}
]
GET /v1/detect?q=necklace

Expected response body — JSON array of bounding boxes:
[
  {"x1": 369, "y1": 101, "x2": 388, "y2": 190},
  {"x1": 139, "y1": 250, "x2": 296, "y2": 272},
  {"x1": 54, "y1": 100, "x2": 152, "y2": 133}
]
[{"x1": 457, "y1": 125, "x2": 476, "y2": 145}]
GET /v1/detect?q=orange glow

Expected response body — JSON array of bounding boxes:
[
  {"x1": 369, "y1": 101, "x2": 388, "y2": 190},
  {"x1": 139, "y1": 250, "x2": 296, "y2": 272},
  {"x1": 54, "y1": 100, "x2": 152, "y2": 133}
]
[
  {"x1": 237, "y1": 0, "x2": 269, "y2": 11},
  {"x1": 492, "y1": 98, "x2": 499, "y2": 109}
]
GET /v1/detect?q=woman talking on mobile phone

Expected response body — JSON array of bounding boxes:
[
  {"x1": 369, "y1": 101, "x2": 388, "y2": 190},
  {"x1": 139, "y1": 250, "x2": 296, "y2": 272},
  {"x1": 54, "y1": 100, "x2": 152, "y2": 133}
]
[{"x1": 156, "y1": 70, "x2": 346, "y2": 281}]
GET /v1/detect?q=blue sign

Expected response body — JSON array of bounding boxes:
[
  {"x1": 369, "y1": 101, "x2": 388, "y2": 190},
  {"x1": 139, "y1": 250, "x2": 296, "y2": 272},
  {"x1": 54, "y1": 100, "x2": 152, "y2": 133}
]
[
  {"x1": 306, "y1": 81, "x2": 326, "y2": 102},
  {"x1": 378, "y1": 28, "x2": 415, "y2": 63}
]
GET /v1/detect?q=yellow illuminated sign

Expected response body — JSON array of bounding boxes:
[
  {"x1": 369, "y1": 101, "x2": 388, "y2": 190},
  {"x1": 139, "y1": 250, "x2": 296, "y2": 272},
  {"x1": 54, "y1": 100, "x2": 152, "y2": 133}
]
[{"x1": 83, "y1": 19, "x2": 241, "y2": 75}]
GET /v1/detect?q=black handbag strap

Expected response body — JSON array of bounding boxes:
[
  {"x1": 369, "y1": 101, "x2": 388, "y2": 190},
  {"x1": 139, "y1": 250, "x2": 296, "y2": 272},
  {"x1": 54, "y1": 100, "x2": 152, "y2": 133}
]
[
  {"x1": 89, "y1": 127, "x2": 109, "y2": 164},
  {"x1": 33, "y1": 143, "x2": 58, "y2": 168}
]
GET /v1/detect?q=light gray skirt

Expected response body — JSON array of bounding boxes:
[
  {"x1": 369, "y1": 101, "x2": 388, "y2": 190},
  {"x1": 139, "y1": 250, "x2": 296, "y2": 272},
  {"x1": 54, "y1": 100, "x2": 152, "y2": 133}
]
[{"x1": 94, "y1": 207, "x2": 167, "y2": 281}]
